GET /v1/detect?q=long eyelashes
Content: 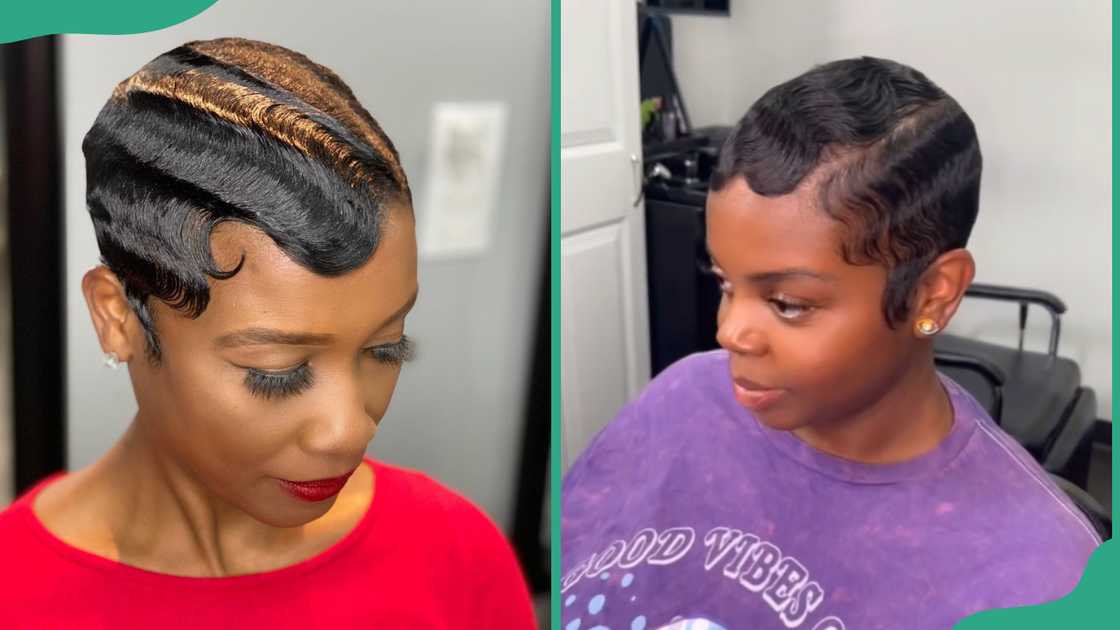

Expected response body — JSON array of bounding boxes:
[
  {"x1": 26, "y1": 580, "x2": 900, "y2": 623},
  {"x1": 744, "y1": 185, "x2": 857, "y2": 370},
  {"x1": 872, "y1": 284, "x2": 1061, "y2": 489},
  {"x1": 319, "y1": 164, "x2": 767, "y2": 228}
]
[
  {"x1": 245, "y1": 363, "x2": 315, "y2": 400},
  {"x1": 366, "y1": 334, "x2": 415, "y2": 365},
  {"x1": 243, "y1": 335, "x2": 415, "y2": 401}
]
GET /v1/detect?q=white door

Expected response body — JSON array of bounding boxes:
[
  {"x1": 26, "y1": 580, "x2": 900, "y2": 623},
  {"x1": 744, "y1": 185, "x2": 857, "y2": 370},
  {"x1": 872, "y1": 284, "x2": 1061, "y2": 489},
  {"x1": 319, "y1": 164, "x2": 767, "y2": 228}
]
[{"x1": 561, "y1": 0, "x2": 651, "y2": 471}]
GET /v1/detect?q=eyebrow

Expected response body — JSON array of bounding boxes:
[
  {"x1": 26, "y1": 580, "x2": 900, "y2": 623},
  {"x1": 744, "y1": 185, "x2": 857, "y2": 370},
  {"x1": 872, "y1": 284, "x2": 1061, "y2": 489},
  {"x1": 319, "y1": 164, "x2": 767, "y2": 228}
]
[
  {"x1": 706, "y1": 246, "x2": 835, "y2": 284},
  {"x1": 743, "y1": 269, "x2": 836, "y2": 284},
  {"x1": 213, "y1": 288, "x2": 419, "y2": 349}
]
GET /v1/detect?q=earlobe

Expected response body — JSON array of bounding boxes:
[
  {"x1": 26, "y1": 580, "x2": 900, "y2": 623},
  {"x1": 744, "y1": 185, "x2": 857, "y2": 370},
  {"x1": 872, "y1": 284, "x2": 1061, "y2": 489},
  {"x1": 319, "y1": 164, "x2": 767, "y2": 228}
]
[
  {"x1": 913, "y1": 249, "x2": 976, "y2": 335},
  {"x1": 81, "y1": 266, "x2": 137, "y2": 364}
]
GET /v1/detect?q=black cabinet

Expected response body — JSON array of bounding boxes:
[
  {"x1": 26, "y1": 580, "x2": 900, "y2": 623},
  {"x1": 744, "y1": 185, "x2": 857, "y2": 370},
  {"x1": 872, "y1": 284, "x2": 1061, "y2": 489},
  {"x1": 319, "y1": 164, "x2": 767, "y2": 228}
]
[{"x1": 644, "y1": 192, "x2": 721, "y2": 377}]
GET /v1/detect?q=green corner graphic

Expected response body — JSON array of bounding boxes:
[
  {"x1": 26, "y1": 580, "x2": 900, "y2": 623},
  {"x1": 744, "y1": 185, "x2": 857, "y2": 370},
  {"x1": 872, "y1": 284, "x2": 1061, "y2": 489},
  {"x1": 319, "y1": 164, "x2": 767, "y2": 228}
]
[
  {"x1": 1, "y1": 0, "x2": 219, "y2": 44},
  {"x1": 955, "y1": 540, "x2": 1117, "y2": 627}
]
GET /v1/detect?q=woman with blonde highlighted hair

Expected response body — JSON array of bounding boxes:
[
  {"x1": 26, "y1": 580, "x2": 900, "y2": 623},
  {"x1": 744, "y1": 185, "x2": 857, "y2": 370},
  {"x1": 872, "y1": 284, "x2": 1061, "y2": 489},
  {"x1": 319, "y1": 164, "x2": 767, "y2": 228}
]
[{"x1": 0, "y1": 38, "x2": 535, "y2": 628}]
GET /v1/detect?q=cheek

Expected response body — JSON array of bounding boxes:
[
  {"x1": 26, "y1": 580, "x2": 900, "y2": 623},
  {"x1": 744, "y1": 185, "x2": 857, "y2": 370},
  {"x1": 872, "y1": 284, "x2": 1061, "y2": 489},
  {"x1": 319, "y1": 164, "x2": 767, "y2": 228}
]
[
  {"x1": 359, "y1": 363, "x2": 405, "y2": 422},
  {"x1": 780, "y1": 307, "x2": 897, "y2": 389},
  {"x1": 160, "y1": 356, "x2": 292, "y2": 466}
]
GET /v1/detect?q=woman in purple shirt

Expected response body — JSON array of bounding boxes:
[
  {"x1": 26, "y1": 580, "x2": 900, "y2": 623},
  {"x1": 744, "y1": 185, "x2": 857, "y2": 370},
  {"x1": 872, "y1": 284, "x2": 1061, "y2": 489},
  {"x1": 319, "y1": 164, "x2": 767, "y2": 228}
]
[{"x1": 561, "y1": 57, "x2": 1100, "y2": 630}]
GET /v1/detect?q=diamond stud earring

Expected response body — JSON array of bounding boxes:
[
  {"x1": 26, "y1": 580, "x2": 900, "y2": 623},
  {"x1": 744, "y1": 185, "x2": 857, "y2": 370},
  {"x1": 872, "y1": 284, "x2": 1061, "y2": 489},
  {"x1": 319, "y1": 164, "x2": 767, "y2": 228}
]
[{"x1": 104, "y1": 352, "x2": 123, "y2": 369}]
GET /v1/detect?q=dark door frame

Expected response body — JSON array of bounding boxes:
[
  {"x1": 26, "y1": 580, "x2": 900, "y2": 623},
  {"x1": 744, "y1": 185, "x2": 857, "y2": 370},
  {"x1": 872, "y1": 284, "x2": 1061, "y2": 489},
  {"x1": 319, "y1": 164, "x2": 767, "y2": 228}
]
[
  {"x1": 510, "y1": 216, "x2": 550, "y2": 594},
  {"x1": 2, "y1": 35, "x2": 67, "y2": 496}
]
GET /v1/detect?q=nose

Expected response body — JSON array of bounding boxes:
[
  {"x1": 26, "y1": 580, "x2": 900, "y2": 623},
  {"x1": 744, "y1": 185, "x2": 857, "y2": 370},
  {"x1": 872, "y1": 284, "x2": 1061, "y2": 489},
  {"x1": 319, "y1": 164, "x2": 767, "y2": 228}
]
[
  {"x1": 298, "y1": 371, "x2": 376, "y2": 460},
  {"x1": 716, "y1": 301, "x2": 769, "y2": 357}
]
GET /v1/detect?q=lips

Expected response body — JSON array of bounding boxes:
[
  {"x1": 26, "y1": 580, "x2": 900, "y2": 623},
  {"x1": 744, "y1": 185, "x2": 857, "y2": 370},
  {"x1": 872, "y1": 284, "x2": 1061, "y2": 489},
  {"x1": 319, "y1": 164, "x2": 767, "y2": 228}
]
[
  {"x1": 733, "y1": 376, "x2": 774, "y2": 391},
  {"x1": 277, "y1": 468, "x2": 356, "y2": 502},
  {"x1": 731, "y1": 375, "x2": 786, "y2": 412}
]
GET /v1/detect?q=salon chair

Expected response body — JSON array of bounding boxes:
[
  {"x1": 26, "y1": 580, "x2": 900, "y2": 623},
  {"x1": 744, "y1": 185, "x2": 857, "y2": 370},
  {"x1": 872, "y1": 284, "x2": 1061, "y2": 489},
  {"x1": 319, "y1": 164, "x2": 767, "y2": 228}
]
[
  {"x1": 933, "y1": 283, "x2": 1098, "y2": 487},
  {"x1": 933, "y1": 283, "x2": 1110, "y2": 539}
]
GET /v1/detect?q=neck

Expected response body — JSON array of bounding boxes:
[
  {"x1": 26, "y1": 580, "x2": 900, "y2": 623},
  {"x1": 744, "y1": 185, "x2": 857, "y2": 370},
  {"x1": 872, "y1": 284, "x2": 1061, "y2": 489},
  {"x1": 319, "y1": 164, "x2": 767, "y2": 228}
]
[
  {"x1": 96, "y1": 418, "x2": 309, "y2": 577},
  {"x1": 792, "y1": 349, "x2": 954, "y2": 464}
]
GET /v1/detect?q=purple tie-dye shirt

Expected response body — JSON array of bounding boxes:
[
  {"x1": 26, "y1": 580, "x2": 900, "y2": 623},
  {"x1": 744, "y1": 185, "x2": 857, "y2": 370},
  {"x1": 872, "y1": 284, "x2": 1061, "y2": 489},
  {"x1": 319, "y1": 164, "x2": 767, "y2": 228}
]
[{"x1": 561, "y1": 350, "x2": 1100, "y2": 630}]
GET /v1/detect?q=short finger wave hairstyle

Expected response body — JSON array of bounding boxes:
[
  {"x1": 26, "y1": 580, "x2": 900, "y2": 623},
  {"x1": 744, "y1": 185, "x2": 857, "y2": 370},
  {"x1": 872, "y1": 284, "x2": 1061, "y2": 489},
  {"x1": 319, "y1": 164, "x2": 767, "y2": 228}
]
[
  {"x1": 711, "y1": 56, "x2": 982, "y2": 327},
  {"x1": 83, "y1": 37, "x2": 411, "y2": 363}
]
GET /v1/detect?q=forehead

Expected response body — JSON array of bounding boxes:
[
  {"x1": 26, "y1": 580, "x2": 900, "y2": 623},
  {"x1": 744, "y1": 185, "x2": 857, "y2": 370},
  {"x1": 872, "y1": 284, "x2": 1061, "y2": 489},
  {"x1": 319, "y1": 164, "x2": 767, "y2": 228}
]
[
  {"x1": 184, "y1": 214, "x2": 417, "y2": 338},
  {"x1": 706, "y1": 176, "x2": 849, "y2": 270}
]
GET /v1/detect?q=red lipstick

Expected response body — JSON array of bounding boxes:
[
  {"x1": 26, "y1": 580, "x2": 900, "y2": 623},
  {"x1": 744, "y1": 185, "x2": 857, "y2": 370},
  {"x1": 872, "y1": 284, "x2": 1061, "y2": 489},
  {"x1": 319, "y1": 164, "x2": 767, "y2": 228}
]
[{"x1": 277, "y1": 469, "x2": 356, "y2": 502}]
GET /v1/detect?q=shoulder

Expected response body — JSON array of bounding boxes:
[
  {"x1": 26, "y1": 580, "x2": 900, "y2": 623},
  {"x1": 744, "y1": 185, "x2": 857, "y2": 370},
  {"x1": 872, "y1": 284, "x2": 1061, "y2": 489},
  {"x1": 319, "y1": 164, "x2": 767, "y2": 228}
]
[
  {"x1": 966, "y1": 420, "x2": 1102, "y2": 548},
  {"x1": 0, "y1": 498, "x2": 31, "y2": 543},
  {"x1": 563, "y1": 350, "x2": 731, "y2": 487},
  {"x1": 368, "y1": 459, "x2": 534, "y2": 622},
  {"x1": 598, "y1": 349, "x2": 729, "y2": 434},
  {"x1": 951, "y1": 421, "x2": 1100, "y2": 603},
  {"x1": 561, "y1": 351, "x2": 735, "y2": 560},
  {"x1": 0, "y1": 511, "x2": 49, "y2": 614},
  {"x1": 628, "y1": 349, "x2": 735, "y2": 431},
  {"x1": 371, "y1": 459, "x2": 513, "y2": 556},
  {"x1": 639, "y1": 349, "x2": 730, "y2": 407},
  {"x1": 0, "y1": 477, "x2": 77, "y2": 612},
  {"x1": 373, "y1": 459, "x2": 493, "y2": 524},
  {"x1": 954, "y1": 537, "x2": 1097, "y2": 612},
  {"x1": 0, "y1": 470, "x2": 67, "y2": 544}
]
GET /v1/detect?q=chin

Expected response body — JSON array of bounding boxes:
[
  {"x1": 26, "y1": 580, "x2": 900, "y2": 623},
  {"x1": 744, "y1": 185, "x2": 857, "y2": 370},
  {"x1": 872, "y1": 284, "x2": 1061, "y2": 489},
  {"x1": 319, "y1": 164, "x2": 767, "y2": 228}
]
[
  {"x1": 249, "y1": 496, "x2": 336, "y2": 529},
  {"x1": 751, "y1": 408, "x2": 811, "y2": 433},
  {"x1": 261, "y1": 508, "x2": 330, "y2": 529}
]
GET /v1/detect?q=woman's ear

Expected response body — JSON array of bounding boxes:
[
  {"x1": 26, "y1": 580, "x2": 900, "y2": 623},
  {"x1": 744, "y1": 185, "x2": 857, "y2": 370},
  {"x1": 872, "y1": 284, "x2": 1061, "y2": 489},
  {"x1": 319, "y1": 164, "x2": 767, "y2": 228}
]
[
  {"x1": 912, "y1": 249, "x2": 976, "y2": 334},
  {"x1": 81, "y1": 266, "x2": 140, "y2": 363}
]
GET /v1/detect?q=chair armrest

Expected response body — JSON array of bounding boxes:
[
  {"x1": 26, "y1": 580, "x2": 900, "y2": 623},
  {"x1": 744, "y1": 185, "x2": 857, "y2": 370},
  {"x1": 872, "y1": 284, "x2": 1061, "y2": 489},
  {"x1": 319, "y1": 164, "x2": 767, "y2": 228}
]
[
  {"x1": 965, "y1": 283, "x2": 1066, "y2": 356},
  {"x1": 967, "y1": 283, "x2": 1067, "y2": 315}
]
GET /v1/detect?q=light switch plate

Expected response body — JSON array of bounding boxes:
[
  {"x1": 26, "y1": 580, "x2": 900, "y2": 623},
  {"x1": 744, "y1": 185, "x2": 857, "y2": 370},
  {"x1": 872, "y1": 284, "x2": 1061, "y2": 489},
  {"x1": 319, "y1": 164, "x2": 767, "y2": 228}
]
[{"x1": 419, "y1": 101, "x2": 509, "y2": 259}]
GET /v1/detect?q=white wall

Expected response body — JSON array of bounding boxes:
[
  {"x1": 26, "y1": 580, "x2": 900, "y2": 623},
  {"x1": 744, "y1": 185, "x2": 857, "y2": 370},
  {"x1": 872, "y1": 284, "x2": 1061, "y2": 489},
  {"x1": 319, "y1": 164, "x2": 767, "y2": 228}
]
[
  {"x1": 671, "y1": 0, "x2": 1112, "y2": 418},
  {"x1": 62, "y1": 0, "x2": 548, "y2": 530}
]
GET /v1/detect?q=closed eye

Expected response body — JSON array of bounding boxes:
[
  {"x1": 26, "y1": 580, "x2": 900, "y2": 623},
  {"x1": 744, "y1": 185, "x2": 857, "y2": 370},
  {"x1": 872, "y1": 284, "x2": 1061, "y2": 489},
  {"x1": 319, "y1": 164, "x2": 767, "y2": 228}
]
[
  {"x1": 365, "y1": 335, "x2": 415, "y2": 366},
  {"x1": 243, "y1": 336, "x2": 416, "y2": 401},
  {"x1": 245, "y1": 363, "x2": 314, "y2": 400}
]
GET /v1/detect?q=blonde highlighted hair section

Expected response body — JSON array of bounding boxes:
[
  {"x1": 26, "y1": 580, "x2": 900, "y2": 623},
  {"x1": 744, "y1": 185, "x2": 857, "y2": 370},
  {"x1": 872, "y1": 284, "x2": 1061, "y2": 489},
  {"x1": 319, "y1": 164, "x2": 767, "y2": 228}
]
[{"x1": 112, "y1": 37, "x2": 409, "y2": 198}]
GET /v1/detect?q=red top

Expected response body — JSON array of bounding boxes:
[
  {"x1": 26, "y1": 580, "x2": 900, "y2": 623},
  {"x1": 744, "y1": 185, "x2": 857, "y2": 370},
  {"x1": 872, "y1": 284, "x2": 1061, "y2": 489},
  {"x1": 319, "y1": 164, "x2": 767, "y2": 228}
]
[{"x1": 0, "y1": 458, "x2": 537, "y2": 629}]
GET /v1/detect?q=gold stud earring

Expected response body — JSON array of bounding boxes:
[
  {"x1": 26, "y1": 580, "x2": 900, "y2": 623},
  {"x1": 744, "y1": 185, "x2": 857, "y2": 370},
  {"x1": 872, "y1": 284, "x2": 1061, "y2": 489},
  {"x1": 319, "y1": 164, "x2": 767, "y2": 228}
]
[{"x1": 916, "y1": 318, "x2": 941, "y2": 336}]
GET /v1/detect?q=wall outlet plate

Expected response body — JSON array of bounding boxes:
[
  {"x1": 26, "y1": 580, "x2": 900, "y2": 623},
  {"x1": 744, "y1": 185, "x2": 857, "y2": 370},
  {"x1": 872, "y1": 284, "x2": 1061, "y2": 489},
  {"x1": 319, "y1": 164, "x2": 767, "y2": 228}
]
[{"x1": 419, "y1": 101, "x2": 509, "y2": 260}]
